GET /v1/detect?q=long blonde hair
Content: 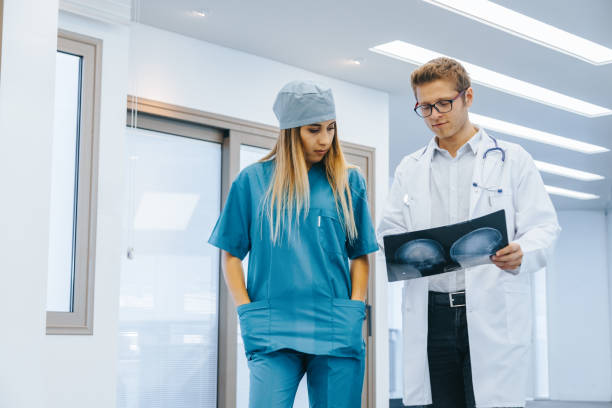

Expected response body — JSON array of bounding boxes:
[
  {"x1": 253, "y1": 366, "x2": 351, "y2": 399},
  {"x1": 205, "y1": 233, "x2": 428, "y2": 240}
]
[{"x1": 260, "y1": 126, "x2": 358, "y2": 245}]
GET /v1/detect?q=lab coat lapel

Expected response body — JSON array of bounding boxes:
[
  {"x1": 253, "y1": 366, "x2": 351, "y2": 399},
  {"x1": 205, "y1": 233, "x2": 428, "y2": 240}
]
[{"x1": 410, "y1": 143, "x2": 434, "y2": 230}]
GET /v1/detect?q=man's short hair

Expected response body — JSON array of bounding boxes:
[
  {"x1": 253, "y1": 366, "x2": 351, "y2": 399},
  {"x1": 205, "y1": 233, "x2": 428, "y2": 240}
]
[{"x1": 410, "y1": 57, "x2": 471, "y2": 97}]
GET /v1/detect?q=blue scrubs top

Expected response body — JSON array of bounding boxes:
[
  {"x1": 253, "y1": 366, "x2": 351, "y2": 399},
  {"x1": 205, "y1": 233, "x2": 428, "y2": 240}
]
[{"x1": 209, "y1": 160, "x2": 378, "y2": 358}]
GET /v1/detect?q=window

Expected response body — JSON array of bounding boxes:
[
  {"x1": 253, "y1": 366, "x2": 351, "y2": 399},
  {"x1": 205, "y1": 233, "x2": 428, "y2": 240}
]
[
  {"x1": 117, "y1": 126, "x2": 223, "y2": 407},
  {"x1": 46, "y1": 31, "x2": 102, "y2": 334}
]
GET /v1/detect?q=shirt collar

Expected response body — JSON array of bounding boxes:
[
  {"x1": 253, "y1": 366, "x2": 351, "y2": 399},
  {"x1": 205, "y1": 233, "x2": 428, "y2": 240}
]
[
  {"x1": 431, "y1": 127, "x2": 482, "y2": 160},
  {"x1": 466, "y1": 127, "x2": 482, "y2": 155}
]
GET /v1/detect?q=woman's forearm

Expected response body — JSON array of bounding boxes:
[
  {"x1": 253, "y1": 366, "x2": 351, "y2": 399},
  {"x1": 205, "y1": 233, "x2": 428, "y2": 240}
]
[
  {"x1": 222, "y1": 250, "x2": 251, "y2": 307},
  {"x1": 350, "y1": 254, "x2": 370, "y2": 301}
]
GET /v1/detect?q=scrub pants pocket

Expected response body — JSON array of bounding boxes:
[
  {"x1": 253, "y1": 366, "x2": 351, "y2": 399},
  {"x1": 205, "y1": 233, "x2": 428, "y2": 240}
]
[
  {"x1": 237, "y1": 300, "x2": 270, "y2": 355},
  {"x1": 331, "y1": 298, "x2": 366, "y2": 356}
]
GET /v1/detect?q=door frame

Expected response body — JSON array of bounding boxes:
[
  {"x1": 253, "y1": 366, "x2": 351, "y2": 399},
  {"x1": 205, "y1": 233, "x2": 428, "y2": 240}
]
[{"x1": 127, "y1": 96, "x2": 377, "y2": 408}]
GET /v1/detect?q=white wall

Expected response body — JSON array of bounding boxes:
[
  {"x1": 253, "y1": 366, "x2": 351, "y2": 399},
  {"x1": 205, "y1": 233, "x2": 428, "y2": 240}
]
[
  {"x1": 41, "y1": 11, "x2": 130, "y2": 408},
  {"x1": 388, "y1": 92, "x2": 431, "y2": 173},
  {"x1": 128, "y1": 22, "x2": 391, "y2": 406},
  {"x1": 548, "y1": 210, "x2": 612, "y2": 401},
  {"x1": 0, "y1": 0, "x2": 58, "y2": 406}
]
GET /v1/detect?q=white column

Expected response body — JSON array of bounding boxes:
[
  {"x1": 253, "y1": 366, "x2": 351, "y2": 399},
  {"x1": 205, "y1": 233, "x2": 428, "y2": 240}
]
[{"x1": 0, "y1": 0, "x2": 58, "y2": 406}]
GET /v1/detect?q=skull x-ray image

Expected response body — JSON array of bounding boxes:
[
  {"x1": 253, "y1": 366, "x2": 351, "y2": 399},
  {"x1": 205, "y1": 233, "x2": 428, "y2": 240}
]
[
  {"x1": 384, "y1": 210, "x2": 508, "y2": 282},
  {"x1": 450, "y1": 227, "x2": 503, "y2": 268},
  {"x1": 394, "y1": 239, "x2": 446, "y2": 275}
]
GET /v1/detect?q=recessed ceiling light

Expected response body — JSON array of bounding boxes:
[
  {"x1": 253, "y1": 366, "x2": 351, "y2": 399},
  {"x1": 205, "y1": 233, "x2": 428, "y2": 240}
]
[
  {"x1": 192, "y1": 9, "x2": 209, "y2": 17},
  {"x1": 369, "y1": 40, "x2": 612, "y2": 117},
  {"x1": 422, "y1": 0, "x2": 612, "y2": 65},
  {"x1": 534, "y1": 160, "x2": 604, "y2": 182},
  {"x1": 468, "y1": 112, "x2": 609, "y2": 154},
  {"x1": 350, "y1": 58, "x2": 364, "y2": 65},
  {"x1": 544, "y1": 185, "x2": 599, "y2": 200}
]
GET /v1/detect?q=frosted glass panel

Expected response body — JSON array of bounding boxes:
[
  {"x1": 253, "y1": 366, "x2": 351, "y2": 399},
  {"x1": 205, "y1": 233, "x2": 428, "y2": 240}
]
[
  {"x1": 235, "y1": 145, "x2": 310, "y2": 407},
  {"x1": 117, "y1": 127, "x2": 221, "y2": 408},
  {"x1": 387, "y1": 278, "x2": 404, "y2": 399},
  {"x1": 47, "y1": 51, "x2": 82, "y2": 312},
  {"x1": 532, "y1": 268, "x2": 550, "y2": 398}
]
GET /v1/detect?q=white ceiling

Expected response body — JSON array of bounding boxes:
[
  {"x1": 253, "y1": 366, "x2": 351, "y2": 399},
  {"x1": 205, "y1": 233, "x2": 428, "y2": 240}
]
[{"x1": 133, "y1": 0, "x2": 612, "y2": 210}]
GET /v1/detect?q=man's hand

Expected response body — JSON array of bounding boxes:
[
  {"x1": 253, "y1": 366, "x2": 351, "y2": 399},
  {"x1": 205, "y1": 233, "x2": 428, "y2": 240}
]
[{"x1": 491, "y1": 242, "x2": 523, "y2": 271}]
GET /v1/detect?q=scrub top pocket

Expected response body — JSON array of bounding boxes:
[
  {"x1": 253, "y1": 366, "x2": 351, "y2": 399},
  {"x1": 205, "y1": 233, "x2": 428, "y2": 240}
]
[
  {"x1": 316, "y1": 209, "x2": 347, "y2": 256},
  {"x1": 237, "y1": 300, "x2": 270, "y2": 354},
  {"x1": 331, "y1": 298, "x2": 366, "y2": 356}
]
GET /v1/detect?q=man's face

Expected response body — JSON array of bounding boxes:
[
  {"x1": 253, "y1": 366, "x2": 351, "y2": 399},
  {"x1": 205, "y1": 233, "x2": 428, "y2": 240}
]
[{"x1": 415, "y1": 79, "x2": 473, "y2": 141}]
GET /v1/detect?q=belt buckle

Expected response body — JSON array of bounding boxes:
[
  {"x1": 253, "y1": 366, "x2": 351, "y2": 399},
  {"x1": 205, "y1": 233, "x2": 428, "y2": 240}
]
[{"x1": 449, "y1": 291, "x2": 466, "y2": 308}]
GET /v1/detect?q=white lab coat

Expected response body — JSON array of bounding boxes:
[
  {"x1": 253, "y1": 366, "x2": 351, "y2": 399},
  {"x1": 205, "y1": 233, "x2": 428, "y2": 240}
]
[{"x1": 377, "y1": 130, "x2": 560, "y2": 407}]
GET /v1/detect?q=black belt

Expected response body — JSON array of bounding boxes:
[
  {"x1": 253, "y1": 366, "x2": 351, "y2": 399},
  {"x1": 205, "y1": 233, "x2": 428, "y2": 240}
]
[{"x1": 429, "y1": 291, "x2": 466, "y2": 308}]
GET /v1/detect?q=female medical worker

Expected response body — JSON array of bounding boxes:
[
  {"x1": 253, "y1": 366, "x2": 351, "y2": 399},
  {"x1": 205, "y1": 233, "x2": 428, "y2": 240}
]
[{"x1": 208, "y1": 80, "x2": 378, "y2": 408}]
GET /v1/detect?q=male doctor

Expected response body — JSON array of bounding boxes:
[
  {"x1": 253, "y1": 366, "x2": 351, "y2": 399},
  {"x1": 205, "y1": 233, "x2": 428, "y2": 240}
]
[{"x1": 377, "y1": 57, "x2": 560, "y2": 408}]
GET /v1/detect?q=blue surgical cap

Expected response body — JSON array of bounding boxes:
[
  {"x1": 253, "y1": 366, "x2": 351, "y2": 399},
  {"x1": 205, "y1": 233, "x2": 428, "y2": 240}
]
[{"x1": 273, "y1": 80, "x2": 336, "y2": 130}]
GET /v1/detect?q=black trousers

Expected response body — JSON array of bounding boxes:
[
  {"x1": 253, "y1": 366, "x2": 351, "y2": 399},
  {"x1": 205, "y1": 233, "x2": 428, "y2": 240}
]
[
  {"x1": 425, "y1": 292, "x2": 521, "y2": 408},
  {"x1": 426, "y1": 291, "x2": 475, "y2": 408}
]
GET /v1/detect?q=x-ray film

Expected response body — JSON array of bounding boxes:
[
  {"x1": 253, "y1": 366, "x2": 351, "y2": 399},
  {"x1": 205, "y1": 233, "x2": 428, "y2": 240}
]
[{"x1": 383, "y1": 210, "x2": 508, "y2": 282}]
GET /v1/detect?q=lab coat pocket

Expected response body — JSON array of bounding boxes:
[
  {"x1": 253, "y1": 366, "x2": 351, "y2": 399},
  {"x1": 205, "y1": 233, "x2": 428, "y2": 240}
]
[
  {"x1": 488, "y1": 192, "x2": 513, "y2": 210},
  {"x1": 237, "y1": 300, "x2": 270, "y2": 354},
  {"x1": 503, "y1": 282, "x2": 531, "y2": 345},
  {"x1": 331, "y1": 298, "x2": 365, "y2": 356},
  {"x1": 317, "y1": 209, "x2": 347, "y2": 255}
]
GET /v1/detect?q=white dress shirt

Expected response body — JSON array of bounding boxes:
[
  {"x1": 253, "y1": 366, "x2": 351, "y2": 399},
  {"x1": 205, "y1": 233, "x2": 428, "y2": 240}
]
[{"x1": 427, "y1": 130, "x2": 482, "y2": 293}]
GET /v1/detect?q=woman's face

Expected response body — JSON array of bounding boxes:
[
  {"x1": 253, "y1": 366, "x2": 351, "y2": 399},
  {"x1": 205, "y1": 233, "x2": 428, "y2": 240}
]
[{"x1": 299, "y1": 119, "x2": 336, "y2": 168}]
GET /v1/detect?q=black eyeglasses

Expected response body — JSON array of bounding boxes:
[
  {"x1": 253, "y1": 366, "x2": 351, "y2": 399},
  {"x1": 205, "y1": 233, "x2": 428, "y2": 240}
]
[{"x1": 414, "y1": 89, "x2": 467, "y2": 118}]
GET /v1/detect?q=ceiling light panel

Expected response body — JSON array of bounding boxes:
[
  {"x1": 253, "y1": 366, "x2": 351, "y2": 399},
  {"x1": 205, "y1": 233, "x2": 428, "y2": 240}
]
[
  {"x1": 370, "y1": 41, "x2": 612, "y2": 117},
  {"x1": 545, "y1": 185, "x2": 599, "y2": 200},
  {"x1": 534, "y1": 160, "x2": 604, "y2": 182},
  {"x1": 422, "y1": 0, "x2": 612, "y2": 65},
  {"x1": 468, "y1": 113, "x2": 609, "y2": 154}
]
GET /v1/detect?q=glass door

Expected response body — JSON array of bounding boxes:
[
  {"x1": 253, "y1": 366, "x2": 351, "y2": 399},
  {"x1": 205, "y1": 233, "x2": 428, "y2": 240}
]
[{"x1": 117, "y1": 127, "x2": 222, "y2": 408}]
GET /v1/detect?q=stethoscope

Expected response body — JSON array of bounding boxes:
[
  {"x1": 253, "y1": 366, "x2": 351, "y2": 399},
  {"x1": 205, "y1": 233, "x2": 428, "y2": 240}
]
[
  {"x1": 472, "y1": 134, "x2": 506, "y2": 194},
  {"x1": 404, "y1": 134, "x2": 508, "y2": 208}
]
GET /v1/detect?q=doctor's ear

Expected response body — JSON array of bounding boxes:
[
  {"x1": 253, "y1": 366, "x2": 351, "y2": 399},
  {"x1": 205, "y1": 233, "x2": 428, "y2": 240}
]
[{"x1": 464, "y1": 87, "x2": 474, "y2": 108}]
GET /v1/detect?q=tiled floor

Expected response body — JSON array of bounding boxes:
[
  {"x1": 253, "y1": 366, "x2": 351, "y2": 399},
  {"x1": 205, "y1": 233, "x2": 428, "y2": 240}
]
[
  {"x1": 390, "y1": 400, "x2": 612, "y2": 408},
  {"x1": 528, "y1": 402, "x2": 612, "y2": 408}
]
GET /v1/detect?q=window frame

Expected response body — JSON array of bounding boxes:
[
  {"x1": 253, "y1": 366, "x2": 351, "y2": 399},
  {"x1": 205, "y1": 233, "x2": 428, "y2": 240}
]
[{"x1": 46, "y1": 30, "x2": 102, "y2": 335}]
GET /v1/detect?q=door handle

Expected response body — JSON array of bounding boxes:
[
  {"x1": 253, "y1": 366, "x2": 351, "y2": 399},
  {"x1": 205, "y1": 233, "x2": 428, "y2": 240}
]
[{"x1": 366, "y1": 304, "x2": 372, "y2": 337}]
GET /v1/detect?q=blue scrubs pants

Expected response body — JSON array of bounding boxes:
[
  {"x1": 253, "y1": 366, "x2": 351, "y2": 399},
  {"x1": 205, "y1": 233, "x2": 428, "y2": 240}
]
[{"x1": 247, "y1": 348, "x2": 365, "y2": 408}]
